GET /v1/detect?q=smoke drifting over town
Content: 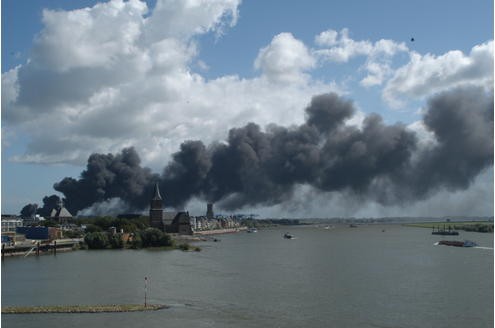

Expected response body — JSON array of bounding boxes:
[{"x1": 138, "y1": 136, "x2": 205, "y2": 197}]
[{"x1": 51, "y1": 86, "x2": 492, "y2": 216}]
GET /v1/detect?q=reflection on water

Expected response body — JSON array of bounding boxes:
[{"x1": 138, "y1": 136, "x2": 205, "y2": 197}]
[{"x1": 2, "y1": 225, "x2": 493, "y2": 328}]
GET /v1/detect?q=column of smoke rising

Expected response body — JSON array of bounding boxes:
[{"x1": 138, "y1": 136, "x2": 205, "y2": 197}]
[{"x1": 53, "y1": 86, "x2": 493, "y2": 215}]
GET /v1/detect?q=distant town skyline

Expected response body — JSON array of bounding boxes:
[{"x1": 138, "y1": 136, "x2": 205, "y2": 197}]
[{"x1": 2, "y1": 0, "x2": 493, "y2": 217}]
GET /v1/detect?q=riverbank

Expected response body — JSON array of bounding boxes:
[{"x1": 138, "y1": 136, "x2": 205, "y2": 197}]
[
  {"x1": 404, "y1": 221, "x2": 493, "y2": 232},
  {"x1": 1, "y1": 229, "x2": 242, "y2": 258},
  {"x1": 2, "y1": 304, "x2": 168, "y2": 314},
  {"x1": 171, "y1": 227, "x2": 247, "y2": 243},
  {"x1": 193, "y1": 227, "x2": 247, "y2": 235}
]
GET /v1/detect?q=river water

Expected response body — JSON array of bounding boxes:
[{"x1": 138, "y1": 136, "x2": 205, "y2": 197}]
[{"x1": 2, "y1": 224, "x2": 493, "y2": 328}]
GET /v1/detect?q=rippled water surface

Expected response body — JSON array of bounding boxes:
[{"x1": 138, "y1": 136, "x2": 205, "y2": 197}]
[{"x1": 2, "y1": 225, "x2": 493, "y2": 328}]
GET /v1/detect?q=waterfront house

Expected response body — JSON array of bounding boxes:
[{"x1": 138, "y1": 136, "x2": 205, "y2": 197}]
[{"x1": 1, "y1": 217, "x2": 23, "y2": 233}]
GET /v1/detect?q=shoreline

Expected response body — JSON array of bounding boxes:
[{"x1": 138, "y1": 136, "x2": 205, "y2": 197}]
[
  {"x1": 172, "y1": 227, "x2": 247, "y2": 242},
  {"x1": 2, "y1": 304, "x2": 168, "y2": 314},
  {"x1": 193, "y1": 227, "x2": 247, "y2": 235}
]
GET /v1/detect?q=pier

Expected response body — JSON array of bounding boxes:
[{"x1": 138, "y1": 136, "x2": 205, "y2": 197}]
[
  {"x1": 1, "y1": 239, "x2": 82, "y2": 258},
  {"x1": 431, "y1": 225, "x2": 459, "y2": 236}
]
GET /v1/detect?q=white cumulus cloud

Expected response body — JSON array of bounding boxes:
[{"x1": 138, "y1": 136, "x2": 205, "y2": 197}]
[
  {"x1": 314, "y1": 28, "x2": 409, "y2": 87},
  {"x1": 314, "y1": 28, "x2": 374, "y2": 62},
  {"x1": 2, "y1": 0, "x2": 337, "y2": 168},
  {"x1": 254, "y1": 32, "x2": 316, "y2": 84},
  {"x1": 383, "y1": 41, "x2": 494, "y2": 107},
  {"x1": 145, "y1": 0, "x2": 240, "y2": 41}
]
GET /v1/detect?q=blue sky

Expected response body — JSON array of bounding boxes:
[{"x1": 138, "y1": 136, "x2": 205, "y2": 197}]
[{"x1": 2, "y1": 0, "x2": 493, "y2": 216}]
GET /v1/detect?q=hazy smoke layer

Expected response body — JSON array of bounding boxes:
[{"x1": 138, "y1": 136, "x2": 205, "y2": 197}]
[{"x1": 52, "y1": 87, "x2": 493, "y2": 215}]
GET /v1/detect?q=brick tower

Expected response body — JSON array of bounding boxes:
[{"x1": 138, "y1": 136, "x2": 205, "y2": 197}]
[
  {"x1": 206, "y1": 203, "x2": 214, "y2": 220},
  {"x1": 149, "y1": 183, "x2": 164, "y2": 230}
]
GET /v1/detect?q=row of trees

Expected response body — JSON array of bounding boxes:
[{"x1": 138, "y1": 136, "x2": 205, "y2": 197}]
[
  {"x1": 454, "y1": 224, "x2": 494, "y2": 233},
  {"x1": 84, "y1": 228, "x2": 173, "y2": 250},
  {"x1": 79, "y1": 216, "x2": 149, "y2": 233}
]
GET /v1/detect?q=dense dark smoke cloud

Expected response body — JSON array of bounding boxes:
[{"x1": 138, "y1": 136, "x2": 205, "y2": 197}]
[
  {"x1": 20, "y1": 203, "x2": 38, "y2": 218},
  {"x1": 411, "y1": 87, "x2": 493, "y2": 193},
  {"x1": 46, "y1": 86, "x2": 493, "y2": 215},
  {"x1": 20, "y1": 195, "x2": 62, "y2": 218},
  {"x1": 54, "y1": 148, "x2": 158, "y2": 215},
  {"x1": 38, "y1": 195, "x2": 63, "y2": 217}
]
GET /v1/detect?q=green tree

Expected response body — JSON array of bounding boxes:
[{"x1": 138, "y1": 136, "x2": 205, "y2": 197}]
[
  {"x1": 140, "y1": 228, "x2": 173, "y2": 247},
  {"x1": 63, "y1": 229, "x2": 83, "y2": 238},
  {"x1": 129, "y1": 233, "x2": 142, "y2": 249},
  {"x1": 114, "y1": 219, "x2": 138, "y2": 233},
  {"x1": 94, "y1": 217, "x2": 114, "y2": 230},
  {"x1": 109, "y1": 233, "x2": 124, "y2": 249},
  {"x1": 84, "y1": 232, "x2": 109, "y2": 249},
  {"x1": 85, "y1": 224, "x2": 102, "y2": 233},
  {"x1": 40, "y1": 219, "x2": 59, "y2": 227}
]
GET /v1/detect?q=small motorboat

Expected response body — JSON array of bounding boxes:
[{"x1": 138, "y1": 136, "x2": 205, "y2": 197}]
[
  {"x1": 247, "y1": 228, "x2": 257, "y2": 233},
  {"x1": 283, "y1": 233, "x2": 294, "y2": 239}
]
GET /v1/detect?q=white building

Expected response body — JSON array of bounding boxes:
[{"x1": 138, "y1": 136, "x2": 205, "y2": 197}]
[{"x1": 1, "y1": 217, "x2": 23, "y2": 233}]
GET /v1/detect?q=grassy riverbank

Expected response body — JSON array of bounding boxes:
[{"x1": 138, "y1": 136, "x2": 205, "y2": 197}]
[
  {"x1": 404, "y1": 221, "x2": 493, "y2": 232},
  {"x1": 2, "y1": 304, "x2": 168, "y2": 314}
]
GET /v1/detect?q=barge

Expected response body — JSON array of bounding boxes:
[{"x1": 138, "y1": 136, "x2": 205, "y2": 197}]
[{"x1": 437, "y1": 240, "x2": 477, "y2": 247}]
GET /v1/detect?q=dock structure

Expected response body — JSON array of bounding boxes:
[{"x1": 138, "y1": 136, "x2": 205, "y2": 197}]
[
  {"x1": 431, "y1": 225, "x2": 459, "y2": 236},
  {"x1": 1, "y1": 239, "x2": 82, "y2": 258}
]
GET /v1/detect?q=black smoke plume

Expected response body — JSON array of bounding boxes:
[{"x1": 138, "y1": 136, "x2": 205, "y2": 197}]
[
  {"x1": 50, "y1": 86, "x2": 493, "y2": 215},
  {"x1": 54, "y1": 148, "x2": 159, "y2": 215},
  {"x1": 37, "y1": 195, "x2": 62, "y2": 217},
  {"x1": 20, "y1": 203, "x2": 38, "y2": 219}
]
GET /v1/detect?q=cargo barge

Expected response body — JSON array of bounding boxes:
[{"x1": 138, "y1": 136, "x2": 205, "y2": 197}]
[{"x1": 437, "y1": 240, "x2": 477, "y2": 247}]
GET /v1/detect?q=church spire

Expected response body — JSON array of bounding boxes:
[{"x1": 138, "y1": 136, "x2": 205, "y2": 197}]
[
  {"x1": 150, "y1": 182, "x2": 164, "y2": 230},
  {"x1": 152, "y1": 182, "x2": 162, "y2": 200}
]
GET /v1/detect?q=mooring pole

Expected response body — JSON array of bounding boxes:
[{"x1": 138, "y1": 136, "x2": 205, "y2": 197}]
[
  {"x1": 36, "y1": 242, "x2": 40, "y2": 256},
  {"x1": 144, "y1": 276, "x2": 148, "y2": 307},
  {"x1": 53, "y1": 240, "x2": 57, "y2": 255},
  {"x1": 2, "y1": 243, "x2": 4, "y2": 260}
]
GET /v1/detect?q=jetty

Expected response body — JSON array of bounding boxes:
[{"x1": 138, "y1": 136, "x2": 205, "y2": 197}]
[
  {"x1": 2, "y1": 239, "x2": 82, "y2": 258},
  {"x1": 431, "y1": 226, "x2": 459, "y2": 236}
]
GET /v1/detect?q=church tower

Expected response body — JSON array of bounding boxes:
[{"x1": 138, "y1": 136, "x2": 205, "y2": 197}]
[
  {"x1": 206, "y1": 203, "x2": 214, "y2": 220},
  {"x1": 149, "y1": 183, "x2": 164, "y2": 230}
]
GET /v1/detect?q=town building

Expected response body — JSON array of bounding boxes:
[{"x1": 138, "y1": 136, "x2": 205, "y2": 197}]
[
  {"x1": 15, "y1": 226, "x2": 61, "y2": 240},
  {"x1": 1, "y1": 216, "x2": 23, "y2": 233},
  {"x1": 149, "y1": 183, "x2": 164, "y2": 230},
  {"x1": 206, "y1": 203, "x2": 214, "y2": 220},
  {"x1": 50, "y1": 206, "x2": 73, "y2": 224},
  {"x1": 22, "y1": 214, "x2": 45, "y2": 226},
  {"x1": 149, "y1": 183, "x2": 193, "y2": 235},
  {"x1": 148, "y1": 184, "x2": 244, "y2": 234}
]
